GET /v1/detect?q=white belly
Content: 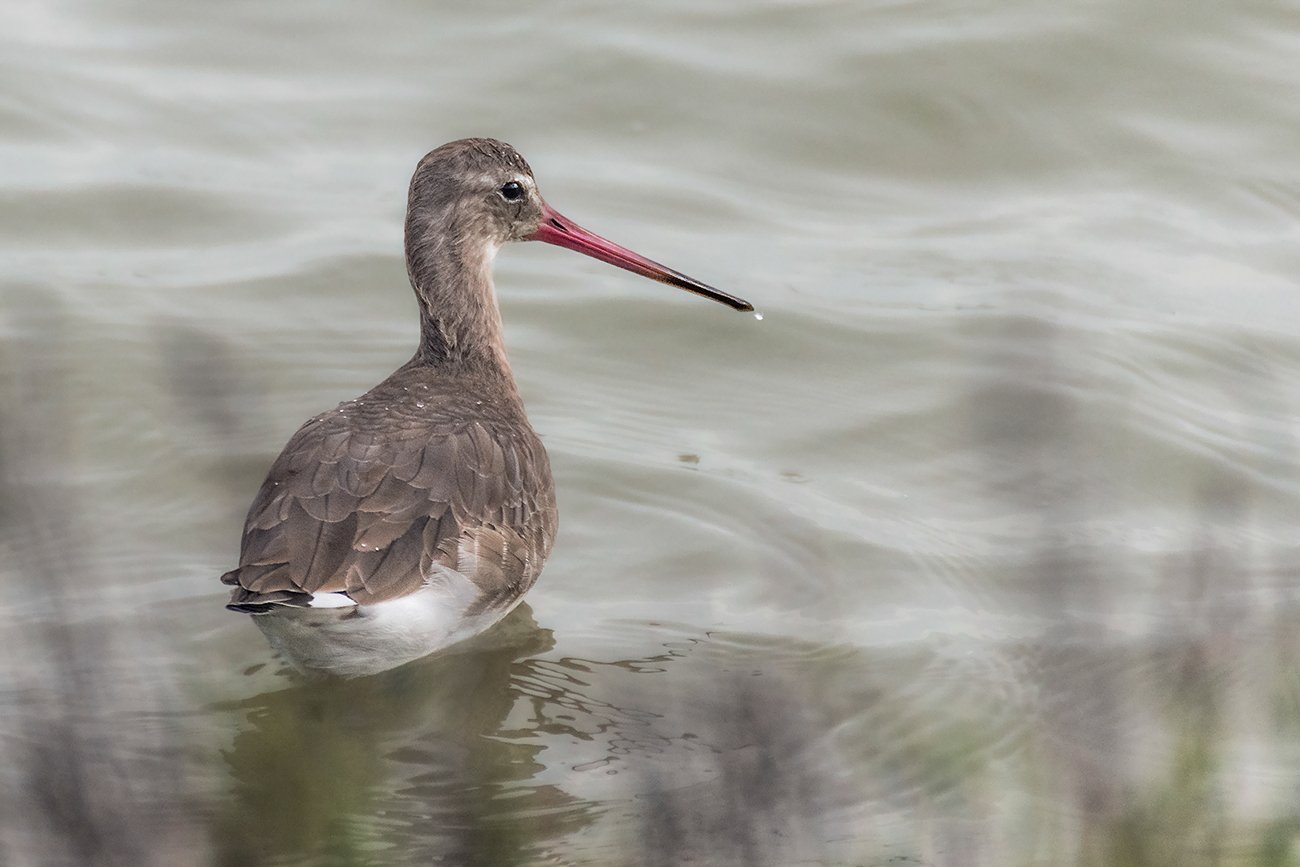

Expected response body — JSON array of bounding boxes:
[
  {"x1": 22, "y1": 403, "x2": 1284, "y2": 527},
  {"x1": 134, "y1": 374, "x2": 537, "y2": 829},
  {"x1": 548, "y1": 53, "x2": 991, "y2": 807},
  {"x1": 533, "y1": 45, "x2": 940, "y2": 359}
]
[{"x1": 253, "y1": 569, "x2": 518, "y2": 678}]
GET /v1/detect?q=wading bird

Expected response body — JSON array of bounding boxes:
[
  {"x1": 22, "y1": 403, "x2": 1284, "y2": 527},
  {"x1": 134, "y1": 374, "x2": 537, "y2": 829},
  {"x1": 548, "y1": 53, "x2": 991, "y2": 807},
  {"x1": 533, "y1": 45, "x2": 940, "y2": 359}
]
[{"x1": 221, "y1": 139, "x2": 752, "y2": 677}]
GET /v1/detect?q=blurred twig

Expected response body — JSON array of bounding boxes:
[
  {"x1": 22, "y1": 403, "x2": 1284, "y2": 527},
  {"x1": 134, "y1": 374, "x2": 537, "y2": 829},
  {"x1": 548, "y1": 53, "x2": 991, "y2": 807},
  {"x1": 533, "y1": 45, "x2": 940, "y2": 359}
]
[{"x1": 0, "y1": 294, "x2": 204, "y2": 867}]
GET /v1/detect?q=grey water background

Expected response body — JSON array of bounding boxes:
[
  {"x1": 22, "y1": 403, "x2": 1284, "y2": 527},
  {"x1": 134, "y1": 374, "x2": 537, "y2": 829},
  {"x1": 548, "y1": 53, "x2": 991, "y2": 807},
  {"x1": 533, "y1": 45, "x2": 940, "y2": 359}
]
[{"x1": 3, "y1": 0, "x2": 1300, "y2": 864}]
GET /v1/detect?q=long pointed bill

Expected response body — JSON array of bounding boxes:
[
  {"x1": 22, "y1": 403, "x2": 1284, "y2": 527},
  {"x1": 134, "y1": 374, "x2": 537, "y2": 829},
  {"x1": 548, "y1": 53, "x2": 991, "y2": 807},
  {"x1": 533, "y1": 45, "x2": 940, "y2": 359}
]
[{"x1": 526, "y1": 203, "x2": 753, "y2": 312}]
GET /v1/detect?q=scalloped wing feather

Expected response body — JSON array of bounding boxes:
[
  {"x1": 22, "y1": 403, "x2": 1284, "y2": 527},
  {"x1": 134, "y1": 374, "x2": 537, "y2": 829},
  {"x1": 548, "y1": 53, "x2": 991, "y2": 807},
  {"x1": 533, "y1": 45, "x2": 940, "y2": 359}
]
[{"x1": 223, "y1": 383, "x2": 556, "y2": 611}]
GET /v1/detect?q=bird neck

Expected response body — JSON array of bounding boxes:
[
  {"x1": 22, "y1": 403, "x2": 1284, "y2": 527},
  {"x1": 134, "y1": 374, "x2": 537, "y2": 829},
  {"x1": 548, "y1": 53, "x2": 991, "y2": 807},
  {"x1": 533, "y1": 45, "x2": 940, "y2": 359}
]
[{"x1": 405, "y1": 215, "x2": 516, "y2": 383}]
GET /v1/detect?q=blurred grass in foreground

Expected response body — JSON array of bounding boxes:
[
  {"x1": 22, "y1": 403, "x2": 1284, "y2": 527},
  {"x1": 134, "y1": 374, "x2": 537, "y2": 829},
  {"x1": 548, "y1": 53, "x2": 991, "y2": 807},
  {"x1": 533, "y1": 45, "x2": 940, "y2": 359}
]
[{"x1": 0, "y1": 300, "x2": 1298, "y2": 866}]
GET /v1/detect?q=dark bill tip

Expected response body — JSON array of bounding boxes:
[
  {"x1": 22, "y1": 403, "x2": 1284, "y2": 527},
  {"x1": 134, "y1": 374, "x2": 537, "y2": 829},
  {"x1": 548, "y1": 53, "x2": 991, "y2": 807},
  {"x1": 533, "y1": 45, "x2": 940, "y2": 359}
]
[{"x1": 527, "y1": 204, "x2": 753, "y2": 312}]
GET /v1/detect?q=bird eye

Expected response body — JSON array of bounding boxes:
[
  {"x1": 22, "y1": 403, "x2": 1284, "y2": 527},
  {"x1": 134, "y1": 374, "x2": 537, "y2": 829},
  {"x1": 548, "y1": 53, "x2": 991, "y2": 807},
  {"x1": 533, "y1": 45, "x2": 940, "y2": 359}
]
[{"x1": 499, "y1": 181, "x2": 525, "y2": 201}]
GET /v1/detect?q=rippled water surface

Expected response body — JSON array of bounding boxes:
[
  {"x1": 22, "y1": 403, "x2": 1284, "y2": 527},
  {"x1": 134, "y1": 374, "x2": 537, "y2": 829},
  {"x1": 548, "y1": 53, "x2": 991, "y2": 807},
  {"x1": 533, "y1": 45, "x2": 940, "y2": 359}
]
[{"x1": 4, "y1": 1, "x2": 1300, "y2": 864}]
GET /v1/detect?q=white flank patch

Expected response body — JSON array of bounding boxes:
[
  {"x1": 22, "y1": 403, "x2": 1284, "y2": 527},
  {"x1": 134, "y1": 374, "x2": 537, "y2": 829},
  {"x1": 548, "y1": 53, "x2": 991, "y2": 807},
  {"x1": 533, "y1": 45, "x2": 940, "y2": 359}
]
[
  {"x1": 306, "y1": 592, "x2": 358, "y2": 609},
  {"x1": 254, "y1": 565, "x2": 515, "y2": 678}
]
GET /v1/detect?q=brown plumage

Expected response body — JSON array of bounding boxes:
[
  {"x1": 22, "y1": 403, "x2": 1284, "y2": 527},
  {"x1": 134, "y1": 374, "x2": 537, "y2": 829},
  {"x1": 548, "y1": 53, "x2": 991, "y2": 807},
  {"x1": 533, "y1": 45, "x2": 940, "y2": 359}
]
[
  {"x1": 220, "y1": 138, "x2": 751, "y2": 676},
  {"x1": 221, "y1": 363, "x2": 555, "y2": 611}
]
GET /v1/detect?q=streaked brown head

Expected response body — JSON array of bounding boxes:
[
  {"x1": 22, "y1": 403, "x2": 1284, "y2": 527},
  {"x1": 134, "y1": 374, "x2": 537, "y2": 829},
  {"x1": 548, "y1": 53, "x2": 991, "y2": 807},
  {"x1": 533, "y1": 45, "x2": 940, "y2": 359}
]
[{"x1": 406, "y1": 138, "x2": 753, "y2": 312}]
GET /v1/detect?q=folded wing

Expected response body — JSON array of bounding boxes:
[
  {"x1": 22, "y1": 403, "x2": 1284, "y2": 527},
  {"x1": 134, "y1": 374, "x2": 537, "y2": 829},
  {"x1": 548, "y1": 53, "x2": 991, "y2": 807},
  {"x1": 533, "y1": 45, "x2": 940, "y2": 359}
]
[{"x1": 222, "y1": 406, "x2": 555, "y2": 613}]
